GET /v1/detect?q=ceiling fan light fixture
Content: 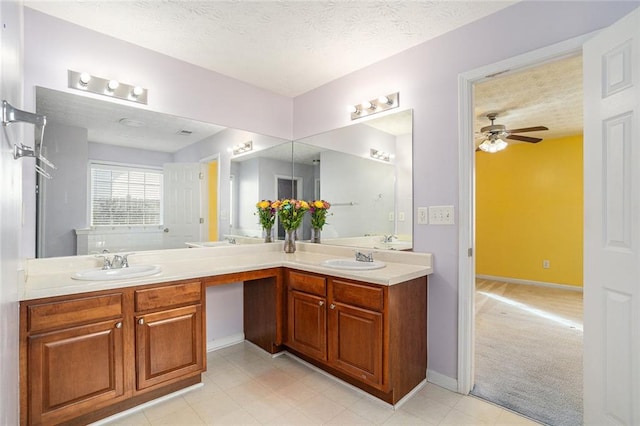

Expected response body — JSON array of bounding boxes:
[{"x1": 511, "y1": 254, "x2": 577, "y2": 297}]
[{"x1": 478, "y1": 136, "x2": 507, "y2": 153}]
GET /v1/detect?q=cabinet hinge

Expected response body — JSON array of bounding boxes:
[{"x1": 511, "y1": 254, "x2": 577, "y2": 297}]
[
  {"x1": 199, "y1": 218, "x2": 204, "y2": 224},
  {"x1": 468, "y1": 248, "x2": 473, "y2": 257},
  {"x1": 199, "y1": 172, "x2": 204, "y2": 180}
]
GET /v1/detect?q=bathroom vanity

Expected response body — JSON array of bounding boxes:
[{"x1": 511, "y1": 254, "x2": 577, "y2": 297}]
[{"x1": 19, "y1": 243, "x2": 431, "y2": 425}]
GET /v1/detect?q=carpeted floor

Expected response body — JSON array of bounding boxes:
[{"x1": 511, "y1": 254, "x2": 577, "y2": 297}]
[{"x1": 471, "y1": 279, "x2": 583, "y2": 426}]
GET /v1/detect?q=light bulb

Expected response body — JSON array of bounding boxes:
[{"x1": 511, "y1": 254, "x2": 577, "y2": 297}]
[
  {"x1": 107, "y1": 80, "x2": 120, "y2": 91},
  {"x1": 348, "y1": 105, "x2": 358, "y2": 113},
  {"x1": 378, "y1": 95, "x2": 390, "y2": 104},
  {"x1": 132, "y1": 86, "x2": 144, "y2": 97},
  {"x1": 362, "y1": 101, "x2": 373, "y2": 110},
  {"x1": 79, "y1": 72, "x2": 91, "y2": 86}
]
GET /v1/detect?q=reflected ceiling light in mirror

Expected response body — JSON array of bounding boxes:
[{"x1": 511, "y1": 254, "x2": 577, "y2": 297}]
[
  {"x1": 68, "y1": 70, "x2": 148, "y2": 104},
  {"x1": 370, "y1": 148, "x2": 392, "y2": 162},
  {"x1": 478, "y1": 134, "x2": 508, "y2": 153},
  {"x1": 118, "y1": 118, "x2": 145, "y2": 128},
  {"x1": 232, "y1": 141, "x2": 253, "y2": 155},
  {"x1": 349, "y1": 92, "x2": 399, "y2": 120}
]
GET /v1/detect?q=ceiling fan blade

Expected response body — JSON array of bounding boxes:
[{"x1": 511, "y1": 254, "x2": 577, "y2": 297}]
[
  {"x1": 507, "y1": 134, "x2": 543, "y2": 143},
  {"x1": 507, "y1": 126, "x2": 549, "y2": 133}
]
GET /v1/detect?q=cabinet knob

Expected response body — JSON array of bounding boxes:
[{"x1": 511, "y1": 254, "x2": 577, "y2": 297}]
[
  {"x1": 330, "y1": 303, "x2": 336, "y2": 309},
  {"x1": 138, "y1": 318, "x2": 145, "y2": 325},
  {"x1": 319, "y1": 301, "x2": 324, "y2": 306},
  {"x1": 115, "y1": 322, "x2": 122, "y2": 329}
]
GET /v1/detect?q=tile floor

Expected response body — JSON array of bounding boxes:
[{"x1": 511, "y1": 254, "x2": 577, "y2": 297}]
[{"x1": 101, "y1": 342, "x2": 540, "y2": 425}]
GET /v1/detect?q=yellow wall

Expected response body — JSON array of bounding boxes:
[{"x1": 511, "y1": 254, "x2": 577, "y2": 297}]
[
  {"x1": 475, "y1": 135, "x2": 583, "y2": 287},
  {"x1": 208, "y1": 161, "x2": 218, "y2": 241}
]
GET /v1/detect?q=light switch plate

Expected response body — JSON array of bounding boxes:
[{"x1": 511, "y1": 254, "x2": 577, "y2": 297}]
[
  {"x1": 417, "y1": 207, "x2": 428, "y2": 224},
  {"x1": 428, "y1": 205, "x2": 455, "y2": 225}
]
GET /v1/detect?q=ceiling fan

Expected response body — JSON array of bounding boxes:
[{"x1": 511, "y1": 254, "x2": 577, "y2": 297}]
[{"x1": 477, "y1": 113, "x2": 549, "y2": 153}]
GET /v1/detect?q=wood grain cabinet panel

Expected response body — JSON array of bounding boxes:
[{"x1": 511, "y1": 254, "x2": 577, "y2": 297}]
[
  {"x1": 287, "y1": 290, "x2": 327, "y2": 360},
  {"x1": 135, "y1": 304, "x2": 204, "y2": 390},
  {"x1": 328, "y1": 301, "x2": 384, "y2": 388},
  {"x1": 27, "y1": 318, "x2": 125, "y2": 425}
]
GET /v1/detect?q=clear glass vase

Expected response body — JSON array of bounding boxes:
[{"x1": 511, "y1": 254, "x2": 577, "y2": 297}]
[
  {"x1": 284, "y1": 229, "x2": 296, "y2": 253},
  {"x1": 263, "y1": 227, "x2": 273, "y2": 243},
  {"x1": 311, "y1": 227, "x2": 321, "y2": 243}
]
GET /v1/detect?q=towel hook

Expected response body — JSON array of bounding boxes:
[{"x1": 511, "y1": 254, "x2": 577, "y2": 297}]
[{"x1": 2, "y1": 100, "x2": 55, "y2": 179}]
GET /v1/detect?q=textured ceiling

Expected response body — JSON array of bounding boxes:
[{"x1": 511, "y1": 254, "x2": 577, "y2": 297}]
[
  {"x1": 30, "y1": 1, "x2": 582, "y2": 151},
  {"x1": 24, "y1": 0, "x2": 517, "y2": 97},
  {"x1": 473, "y1": 54, "x2": 583, "y2": 144}
]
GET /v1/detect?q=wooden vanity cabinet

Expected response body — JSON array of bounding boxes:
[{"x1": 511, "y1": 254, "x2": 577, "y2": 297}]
[
  {"x1": 21, "y1": 293, "x2": 127, "y2": 426},
  {"x1": 285, "y1": 270, "x2": 427, "y2": 404},
  {"x1": 20, "y1": 279, "x2": 206, "y2": 425},
  {"x1": 286, "y1": 271, "x2": 327, "y2": 360},
  {"x1": 134, "y1": 280, "x2": 205, "y2": 391},
  {"x1": 328, "y1": 279, "x2": 385, "y2": 389}
]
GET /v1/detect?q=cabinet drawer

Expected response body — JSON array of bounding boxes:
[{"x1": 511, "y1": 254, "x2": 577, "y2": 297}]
[
  {"x1": 288, "y1": 271, "x2": 326, "y2": 296},
  {"x1": 28, "y1": 293, "x2": 123, "y2": 333},
  {"x1": 135, "y1": 280, "x2": 202, "y2": 312},
  {"x1": 331, "y1": 280, "x2": 384, "y2": 312}
]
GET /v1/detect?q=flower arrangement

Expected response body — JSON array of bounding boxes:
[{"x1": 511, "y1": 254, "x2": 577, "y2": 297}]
[
  {"x1": 273, "y1": 199, "x2": 309, "y2": 230},
  {"x1": 255, "y1": 200, "x2": 276, "y2": 230},
  {"x1": 308, "y1": 200, "x2": 331, "y2": 230}
]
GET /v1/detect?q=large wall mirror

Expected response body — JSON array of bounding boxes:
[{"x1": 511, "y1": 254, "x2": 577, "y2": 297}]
[
  {"x1": 292, "y1": 109, "x2": 413, "y2": 250},
  {"x1": 35, "y1": 86, "x2": 412, "y2": 258}
]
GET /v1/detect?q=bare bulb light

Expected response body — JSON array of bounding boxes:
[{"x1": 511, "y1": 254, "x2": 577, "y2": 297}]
[
  {"x1": 107, "y1": 80, "x2": 120, "y2": 92},
  {"x1": 79, "y1": 72, "x2": 91, "y2": 86}
]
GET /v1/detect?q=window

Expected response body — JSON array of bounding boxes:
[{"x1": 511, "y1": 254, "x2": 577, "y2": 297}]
[{"x1": 90, "y1": 163, "x2": 162, "y2": 226}]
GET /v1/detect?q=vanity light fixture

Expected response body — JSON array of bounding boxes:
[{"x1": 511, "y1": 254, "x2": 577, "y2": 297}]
[
  {"x1": 68, "y1": 70, "x2": 148, "y2": 104},
  {"x1": 232, "y1": 141, "x2": 253, "y2": 155},
  {"x1": 349, "y1": 92, "x2": 399, "y2": 120},
  {"x1": 370, "y1": 148, "x2": 392, "y2": 162}
]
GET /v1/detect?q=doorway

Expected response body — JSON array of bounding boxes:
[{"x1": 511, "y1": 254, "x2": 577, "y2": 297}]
[{"x1": 457, "y1": 33, "x2": 592, "y2": 420}]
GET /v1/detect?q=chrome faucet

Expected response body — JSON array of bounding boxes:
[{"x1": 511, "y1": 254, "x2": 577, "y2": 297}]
[
  {"x1": 355, "y1": 251, "x2": 374, "y2": 262},
  {"x1": 382, "y1": 235, "x2": 397, "y2": 243},
  {"x1": 96, "y1": 252, "x2": 134, "y2": 269}
]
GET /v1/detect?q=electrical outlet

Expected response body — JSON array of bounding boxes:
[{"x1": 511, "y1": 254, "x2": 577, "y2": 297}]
[
  {"x1": 417, "y1": 207, "x2": 428, "y2": 224},
  {"x1": 398, "y1": 212, "x2": 405, "y2": 221},
  {"x1": 543, "y1": 260, "x2": 550, "y2": 269},
  {"x1": 388, "y1": 212, "x2": 395, "y2": 221},
  {"x1": 428, "y1": 205, "x2": 455, "y2": 225}
]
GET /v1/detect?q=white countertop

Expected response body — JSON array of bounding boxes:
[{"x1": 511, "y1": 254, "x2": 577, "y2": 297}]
[{"x1": 21, "y1": 242, "x2": 433, "y2": 301}]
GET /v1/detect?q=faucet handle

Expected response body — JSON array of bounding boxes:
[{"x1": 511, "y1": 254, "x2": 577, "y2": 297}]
[
  {"x1": 120, "y1": 253, "x2": 135, "y2": 268},
  {"x1": 95, "y1": 254, "x2": 112, "y2": 270}
]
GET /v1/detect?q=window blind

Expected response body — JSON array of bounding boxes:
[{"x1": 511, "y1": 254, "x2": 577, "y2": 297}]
[{"x1": 90, "y1": 164, "x2": 162, "y2": 226}]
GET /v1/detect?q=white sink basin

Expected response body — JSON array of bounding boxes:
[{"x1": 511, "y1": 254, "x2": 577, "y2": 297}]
[
  {"x1": 72, "y1": 265, "x2": 161, "y2": 281},
  {"x1": 321, "y1": 259, "x2": 386, "y2": 271}
]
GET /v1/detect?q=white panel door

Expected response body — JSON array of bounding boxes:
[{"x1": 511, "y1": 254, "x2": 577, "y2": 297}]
[
  {"x1": 163, "y1": 163, "x2": 203, "y2": 249},
  {"x1": 583, "y1": 7, "x2": 640, "y2": 425}
]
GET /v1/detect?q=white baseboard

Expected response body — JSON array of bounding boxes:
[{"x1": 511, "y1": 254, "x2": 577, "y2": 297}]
[
  {"x1": 427, "y1": 369, "x2": 458, "y2": 393},
  {"x1": 475, "y1": 274, "x2": 583, "y2": 292},
  {"x1": 206, "y1": 333, "x2": 245, "y2": 352}
]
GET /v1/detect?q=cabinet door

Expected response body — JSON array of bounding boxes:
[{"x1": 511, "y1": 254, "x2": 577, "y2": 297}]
[
  {"x1": 287, "y1": 289, "x2": 327, "y2": 360},
  {"x1": 328, "y1": 302, "x2": 384, "y2": 389},
  {"x1": 136, "y1": 304, "x2": 204, "y2": 390},
  {"x1": 28, "y1": 319, "x2": 125, "y2": 425}
]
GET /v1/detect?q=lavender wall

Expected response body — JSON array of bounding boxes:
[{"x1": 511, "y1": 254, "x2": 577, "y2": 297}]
[{"x1": 293, "y1": 1, "x2": 640, "y2": 380}]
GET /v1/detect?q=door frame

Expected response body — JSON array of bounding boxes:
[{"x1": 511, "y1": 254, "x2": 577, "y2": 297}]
[{"x1": 456, "y1": 32, "x2": 594, "y2": 394}]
